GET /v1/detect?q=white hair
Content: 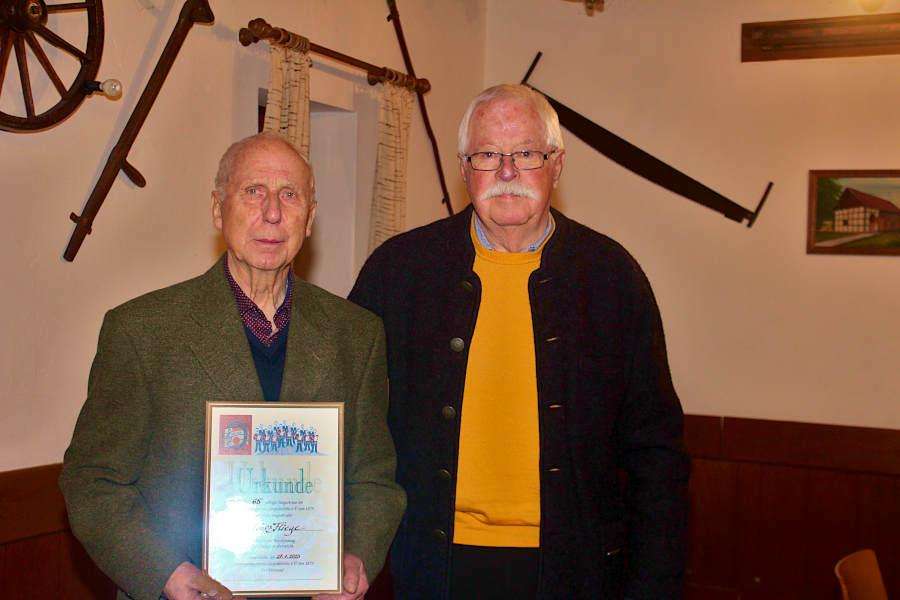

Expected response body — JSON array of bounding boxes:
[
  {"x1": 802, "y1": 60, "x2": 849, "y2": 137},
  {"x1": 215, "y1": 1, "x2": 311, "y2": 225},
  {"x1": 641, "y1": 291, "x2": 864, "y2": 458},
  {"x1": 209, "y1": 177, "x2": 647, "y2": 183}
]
[
  {"x1": 214, "y1": 131, "x2": 313, "y2": 198},
  {"x1": 457, "y1": 84, "x2": 564, "y2": 155}
]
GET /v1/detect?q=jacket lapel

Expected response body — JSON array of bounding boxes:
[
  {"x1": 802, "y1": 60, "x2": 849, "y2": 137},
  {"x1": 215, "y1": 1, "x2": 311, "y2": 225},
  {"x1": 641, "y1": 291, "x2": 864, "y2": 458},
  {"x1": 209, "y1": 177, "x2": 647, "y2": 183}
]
[
  {"x1": 187, "y1": 257, "x2": 263, "y2": 401},
  {"x1": 280, "y1": 279, "x2": 337, "y2": 403},
  {"x1": 445, "y1": 204, "x2": 477, "y2": 275}
]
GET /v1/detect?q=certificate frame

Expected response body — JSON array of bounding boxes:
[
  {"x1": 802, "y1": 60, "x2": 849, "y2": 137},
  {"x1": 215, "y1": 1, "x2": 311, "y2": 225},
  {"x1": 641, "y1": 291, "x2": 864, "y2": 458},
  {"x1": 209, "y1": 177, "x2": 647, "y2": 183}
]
[{"x1": 203, "y1": 402, "x2": 343, "y2": 597}]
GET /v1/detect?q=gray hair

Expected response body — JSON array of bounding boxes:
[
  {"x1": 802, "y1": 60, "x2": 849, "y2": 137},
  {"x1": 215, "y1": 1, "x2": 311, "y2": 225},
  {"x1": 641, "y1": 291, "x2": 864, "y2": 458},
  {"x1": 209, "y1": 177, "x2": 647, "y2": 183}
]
[
  {"x1": 214, "y1": 131, "x2": 313, "y2": 197},
  {"x1": 457, "y1": 84, "x2": 564, "y2": 155}
]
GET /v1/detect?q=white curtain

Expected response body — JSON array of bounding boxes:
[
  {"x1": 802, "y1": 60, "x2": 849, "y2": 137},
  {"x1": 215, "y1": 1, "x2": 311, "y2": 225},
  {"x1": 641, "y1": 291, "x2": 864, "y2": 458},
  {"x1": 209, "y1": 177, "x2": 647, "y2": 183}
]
[
  {"x1": 263, "y1": 45, "x2": 311, "y2": 159},
  {"x1": 369, "y1": 80, "x2": 415, "y2": 252}
]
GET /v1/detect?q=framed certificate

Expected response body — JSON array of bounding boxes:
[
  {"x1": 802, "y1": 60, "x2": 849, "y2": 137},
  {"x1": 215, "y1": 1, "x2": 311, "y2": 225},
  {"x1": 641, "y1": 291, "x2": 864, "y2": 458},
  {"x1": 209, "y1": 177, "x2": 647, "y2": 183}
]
[{"x1": 203, "y1": 402, "x2": 343, "y2": 596}]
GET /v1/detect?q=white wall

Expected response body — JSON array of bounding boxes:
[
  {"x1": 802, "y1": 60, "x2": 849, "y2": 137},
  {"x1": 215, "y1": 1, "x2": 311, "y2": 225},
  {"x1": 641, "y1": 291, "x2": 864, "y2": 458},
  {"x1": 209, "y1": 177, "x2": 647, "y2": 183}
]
[
  {"x1": 0, "y1": 0, "x2": 485, "y2": 472},
  {"x1": 304, "y1": 103, "x2": 362, "y2": 298},
  {"x1": 485, "y1": 0, "x2": 900, "y2": 428},
  {"x1": 6, "y1": 0, "x2": 898, "y2": 474}
]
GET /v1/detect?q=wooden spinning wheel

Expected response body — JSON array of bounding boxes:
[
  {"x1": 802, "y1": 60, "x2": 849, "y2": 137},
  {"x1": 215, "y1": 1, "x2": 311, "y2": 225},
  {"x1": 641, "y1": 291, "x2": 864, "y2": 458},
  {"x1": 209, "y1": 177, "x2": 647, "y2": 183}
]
[{"x1": 0, "y1": 0, "x2": 104, "y2": 132}]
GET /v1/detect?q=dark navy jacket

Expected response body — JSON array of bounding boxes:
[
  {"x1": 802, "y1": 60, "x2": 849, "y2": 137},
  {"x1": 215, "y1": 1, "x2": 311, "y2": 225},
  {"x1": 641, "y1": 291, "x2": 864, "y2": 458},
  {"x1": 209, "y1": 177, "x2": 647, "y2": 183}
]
[{"x1": 349, "y1": 205, "x2": 689, "y2": 599}]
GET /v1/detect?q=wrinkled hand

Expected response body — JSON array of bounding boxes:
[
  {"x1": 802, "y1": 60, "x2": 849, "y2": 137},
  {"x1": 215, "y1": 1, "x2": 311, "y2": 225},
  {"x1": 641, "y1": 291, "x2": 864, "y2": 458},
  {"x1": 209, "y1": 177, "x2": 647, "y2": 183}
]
[
  {"x1": 313, "y1": 553, "x2": 368, "y2": 600},
  {"x1": 163, "y1": 561, "x2": 242, "y2": 600}
]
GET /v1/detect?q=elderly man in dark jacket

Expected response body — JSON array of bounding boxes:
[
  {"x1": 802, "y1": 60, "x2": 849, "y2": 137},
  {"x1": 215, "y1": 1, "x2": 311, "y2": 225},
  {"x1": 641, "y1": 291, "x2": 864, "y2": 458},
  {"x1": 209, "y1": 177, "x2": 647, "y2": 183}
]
[{"x1": 349, "y1": 84, "x2": 689, "y2": 600}]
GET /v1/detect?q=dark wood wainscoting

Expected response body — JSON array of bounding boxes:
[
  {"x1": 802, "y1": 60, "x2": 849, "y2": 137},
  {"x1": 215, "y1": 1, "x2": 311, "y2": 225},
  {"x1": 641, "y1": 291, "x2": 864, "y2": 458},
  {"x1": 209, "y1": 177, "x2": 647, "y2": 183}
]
[
  {"x1": 685, "y1": 416, "x2": 900, "y2": 600},
  {"x1": 2, "y1": 416, "x2": 898, "y2": 599},
  {"x1": 0, "y1": 464, "x2": 114, "y2": 599}
]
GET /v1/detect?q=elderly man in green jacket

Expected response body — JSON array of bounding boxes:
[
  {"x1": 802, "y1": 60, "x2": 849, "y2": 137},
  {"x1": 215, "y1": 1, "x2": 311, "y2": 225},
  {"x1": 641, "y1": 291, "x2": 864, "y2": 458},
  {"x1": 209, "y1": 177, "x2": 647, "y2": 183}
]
[{"x1": 60, "y1": 132, "x2": 405, "y2": 600}]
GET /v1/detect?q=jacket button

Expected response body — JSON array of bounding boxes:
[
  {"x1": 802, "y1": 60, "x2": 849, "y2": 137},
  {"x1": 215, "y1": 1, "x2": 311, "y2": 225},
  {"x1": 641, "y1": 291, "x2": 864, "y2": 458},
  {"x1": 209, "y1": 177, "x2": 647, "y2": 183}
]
[
  {"x1": 433, "y1": 528, "x2": 448, "y2": 542},
  {"x1": 450, "y1": 337, "x2": 465, "y2": 352},
  {"x1": 441, "y1": 405, "x2": 457, "y2": 420},
  {"x1": 437, "y1": 468, "x2": 452, "y2": 481},
  {"x1": 460, "y1": 280, "x2": 474, "y2": 293}
]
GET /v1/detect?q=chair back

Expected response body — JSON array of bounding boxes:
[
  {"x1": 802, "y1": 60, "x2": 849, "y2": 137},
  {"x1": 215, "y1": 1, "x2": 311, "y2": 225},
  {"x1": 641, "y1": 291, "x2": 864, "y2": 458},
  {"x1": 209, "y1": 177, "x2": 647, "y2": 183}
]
[{"x1": 835, "y1": 549, "x2": 889, "y2": 600}]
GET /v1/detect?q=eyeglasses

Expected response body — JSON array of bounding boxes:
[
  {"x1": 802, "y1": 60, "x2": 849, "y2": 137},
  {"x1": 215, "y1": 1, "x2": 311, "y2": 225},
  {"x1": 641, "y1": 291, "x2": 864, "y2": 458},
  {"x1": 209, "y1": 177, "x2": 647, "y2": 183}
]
[{"x1": 463, "y1": 149, "x2": 558, "y2": 171}]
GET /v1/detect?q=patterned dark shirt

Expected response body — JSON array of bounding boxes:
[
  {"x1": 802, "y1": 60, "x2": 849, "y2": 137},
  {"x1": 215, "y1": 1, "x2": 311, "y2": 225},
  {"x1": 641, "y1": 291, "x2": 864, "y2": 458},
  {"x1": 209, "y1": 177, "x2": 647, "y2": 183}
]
[{"x1": 224, "y1": 260, "x2": 293, "y2": 346}]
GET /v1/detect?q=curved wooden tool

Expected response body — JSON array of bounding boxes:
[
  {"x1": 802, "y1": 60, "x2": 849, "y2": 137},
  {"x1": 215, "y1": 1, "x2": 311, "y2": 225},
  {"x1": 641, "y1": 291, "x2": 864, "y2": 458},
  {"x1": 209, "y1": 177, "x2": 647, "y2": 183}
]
[
  {"x1": 385, "y1": 0, "x2": 453, "y2": 215},
  {"x1": 63, "y1": 0, "x2": 214, "y2": 262},
  {"x1": 522, "y1": 52, "x2": 773, "y2": 228}
]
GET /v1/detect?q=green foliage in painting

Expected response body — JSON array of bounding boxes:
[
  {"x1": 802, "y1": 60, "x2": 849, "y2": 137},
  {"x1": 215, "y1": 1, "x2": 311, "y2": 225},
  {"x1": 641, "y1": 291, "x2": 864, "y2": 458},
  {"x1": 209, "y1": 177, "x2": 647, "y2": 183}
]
[{"x1": 816, "y1": 177, "x2": 844, "y2": 228}]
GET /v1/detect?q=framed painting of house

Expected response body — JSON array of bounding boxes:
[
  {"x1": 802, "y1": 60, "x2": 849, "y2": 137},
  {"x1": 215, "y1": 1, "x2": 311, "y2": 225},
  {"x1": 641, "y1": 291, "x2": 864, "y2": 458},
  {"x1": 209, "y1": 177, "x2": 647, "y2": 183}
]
[{"x1": 807, "y1": 170, "x2": 900, "y2": 256}]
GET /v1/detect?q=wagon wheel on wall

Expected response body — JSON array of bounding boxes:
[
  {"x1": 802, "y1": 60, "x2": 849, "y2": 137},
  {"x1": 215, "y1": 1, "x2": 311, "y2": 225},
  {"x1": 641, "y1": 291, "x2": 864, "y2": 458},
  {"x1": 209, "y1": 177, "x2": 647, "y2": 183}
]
[{"x1": 0, "y1": 0, "x2": 104, "y2": 132}]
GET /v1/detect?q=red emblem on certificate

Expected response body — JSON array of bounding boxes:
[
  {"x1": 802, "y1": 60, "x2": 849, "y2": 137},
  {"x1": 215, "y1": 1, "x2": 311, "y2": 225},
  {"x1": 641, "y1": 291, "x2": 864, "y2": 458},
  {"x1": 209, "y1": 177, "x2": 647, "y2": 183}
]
[{"x1": 219, "y1": 415, "x2": 251, "y2": 455}]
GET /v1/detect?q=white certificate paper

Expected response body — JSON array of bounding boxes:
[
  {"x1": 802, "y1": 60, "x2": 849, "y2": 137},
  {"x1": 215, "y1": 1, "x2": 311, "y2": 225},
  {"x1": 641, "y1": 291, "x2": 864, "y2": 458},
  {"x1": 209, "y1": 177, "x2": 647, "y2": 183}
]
[{"x1": 203, "y1": 402, "x2": 343, "y2": 596}]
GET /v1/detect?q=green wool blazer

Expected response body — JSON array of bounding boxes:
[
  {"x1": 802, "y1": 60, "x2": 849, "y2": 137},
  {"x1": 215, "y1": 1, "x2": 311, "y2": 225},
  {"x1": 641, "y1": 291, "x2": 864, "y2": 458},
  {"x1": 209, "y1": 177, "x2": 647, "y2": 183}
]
[{"x1": 60, "y1": 257, "x2": 406, "y2": 600}]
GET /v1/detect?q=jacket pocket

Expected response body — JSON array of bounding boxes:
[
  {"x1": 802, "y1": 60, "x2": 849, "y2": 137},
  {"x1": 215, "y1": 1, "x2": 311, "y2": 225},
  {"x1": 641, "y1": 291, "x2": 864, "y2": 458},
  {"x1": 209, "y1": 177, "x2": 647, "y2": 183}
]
[
  {"x1": 602, "y1": 519, "x2": 627, "y2": 557},
  {"x1": 571, "y1": 356, "x2": 625, "y2": 440},
  {"x1": 600, "y1": 520, "x2": 627, "y2": 597}
]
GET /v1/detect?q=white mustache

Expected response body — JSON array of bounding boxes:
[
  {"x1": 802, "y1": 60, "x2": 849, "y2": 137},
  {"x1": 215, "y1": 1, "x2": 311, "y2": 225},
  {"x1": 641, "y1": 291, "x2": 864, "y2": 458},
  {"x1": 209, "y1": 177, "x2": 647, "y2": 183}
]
[{"x1": 477, "y1": 181, "x2": 539, "y2": 202}]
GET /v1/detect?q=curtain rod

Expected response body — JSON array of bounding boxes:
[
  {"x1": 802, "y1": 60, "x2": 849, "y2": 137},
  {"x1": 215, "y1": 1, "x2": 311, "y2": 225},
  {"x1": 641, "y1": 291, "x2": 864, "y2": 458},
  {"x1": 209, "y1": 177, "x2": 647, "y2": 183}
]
[{"x1": 238, "y1": 18, "x2": 431, "y2": 94}]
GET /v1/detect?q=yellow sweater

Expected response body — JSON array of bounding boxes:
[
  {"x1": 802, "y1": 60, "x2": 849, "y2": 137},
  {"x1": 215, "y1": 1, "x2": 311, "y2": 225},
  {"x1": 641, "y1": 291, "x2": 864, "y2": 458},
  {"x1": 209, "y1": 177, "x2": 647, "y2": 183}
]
[{"x1": 453, "y1": 224, "x2": 545, "y2": 547}]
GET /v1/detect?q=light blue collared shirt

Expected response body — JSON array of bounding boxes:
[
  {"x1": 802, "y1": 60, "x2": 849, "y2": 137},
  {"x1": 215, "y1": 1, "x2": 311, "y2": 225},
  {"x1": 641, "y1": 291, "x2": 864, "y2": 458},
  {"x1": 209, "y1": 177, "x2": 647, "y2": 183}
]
[{"x1": 472, "y1": 212, "x2": 555, "y2": 252}]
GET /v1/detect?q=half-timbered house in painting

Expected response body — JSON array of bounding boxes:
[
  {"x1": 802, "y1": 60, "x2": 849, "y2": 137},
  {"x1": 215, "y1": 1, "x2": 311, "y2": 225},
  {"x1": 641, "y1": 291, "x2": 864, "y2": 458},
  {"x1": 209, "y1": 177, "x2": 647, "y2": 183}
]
[{"x1": 833, "y1": 188, "x2": 900, "y2": 233}]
